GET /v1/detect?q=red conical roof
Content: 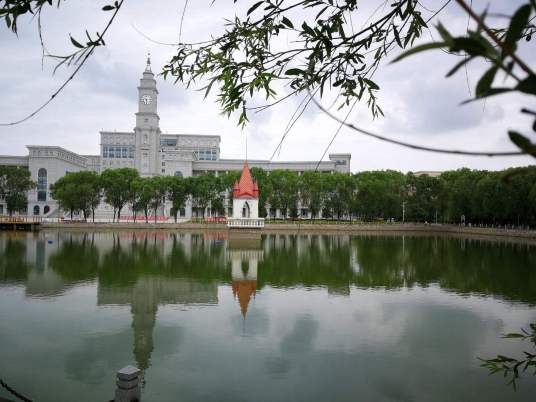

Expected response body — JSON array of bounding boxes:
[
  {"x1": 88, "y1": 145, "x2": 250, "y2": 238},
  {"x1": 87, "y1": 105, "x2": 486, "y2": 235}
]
[{"x1": 233, "y1": 161, "x2": 259, "y2": 199}]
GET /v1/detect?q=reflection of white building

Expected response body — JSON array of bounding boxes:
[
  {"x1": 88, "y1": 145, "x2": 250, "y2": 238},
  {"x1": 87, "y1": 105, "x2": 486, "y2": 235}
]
[
  {"x1": 0, "y1": 57, "x2": 351, "y2": 219},
  {"x1": 228, "y1": 248, "x2": 262, "y2": 317}
]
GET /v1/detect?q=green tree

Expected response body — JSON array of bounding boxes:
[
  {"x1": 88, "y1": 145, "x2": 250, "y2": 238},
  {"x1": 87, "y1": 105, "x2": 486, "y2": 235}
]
[
  {"x1": 405, "y1": 173, "x2": 441, "y2": 223},
  {"x1": 354, "y1": 171, "x2": 405, "y2": 221},
  {"x1": 129, "y1": 177, "x2": 153, "y2": 223},
  {"x1": 148, "y1": 176, "x2": 168, "y2": 223},
  {"x1": 189, "y1": 173, "x2": 220, "y2": 219},
  {"x1": 50, "y1": 171, "x2": 101, "y2": 220},
  {"x1": 323, "y1": 172, "x2": 356, "y2": 220},
  {"x1": 166, "y1": 176, "x2": 189, "y2": 222},
  {"x1": 250, "y1": 167, "x2": 270, "y2": 217},
  {"x1": 100, "y1": 168, "x2": 139, "y2": 222},
  {"x1": 299, "y1": 171, "x2": 326, "y2": 219},
  {"x1": 268, "y1": 170, "x2": 299, "y2": 219},
  {"x1": 0, "y1": 166, "x2": 35, "y2": 216}
]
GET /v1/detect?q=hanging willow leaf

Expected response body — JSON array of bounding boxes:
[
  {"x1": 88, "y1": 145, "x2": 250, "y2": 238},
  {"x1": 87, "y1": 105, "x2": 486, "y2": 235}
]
[
  {"x1": 475, "y1": 66, "x2": 498, "y2": 97},
  {"x1": 391, "y1": 42, "x2": 448, "y2": 63},
  {"x1": 504, "y1": 4, "x2": 532, "y2": 54},
  {"x1": 509, "y1": 131, "x2": 536, "y2": 156}
]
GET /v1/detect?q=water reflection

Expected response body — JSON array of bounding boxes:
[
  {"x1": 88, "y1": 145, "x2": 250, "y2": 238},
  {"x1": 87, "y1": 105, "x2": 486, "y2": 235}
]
[
  {"x1": 2, "y1": 232, "x2": 535, "y2": 304},
  {"x1": 0, "y1": 231, "x2": 535, "y2": 402}
]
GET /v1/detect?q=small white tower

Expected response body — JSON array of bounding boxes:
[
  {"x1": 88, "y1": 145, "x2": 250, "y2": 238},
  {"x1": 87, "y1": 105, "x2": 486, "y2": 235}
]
[{"x1": 227, "y1": 161, "x2": 264, "y2": 228}]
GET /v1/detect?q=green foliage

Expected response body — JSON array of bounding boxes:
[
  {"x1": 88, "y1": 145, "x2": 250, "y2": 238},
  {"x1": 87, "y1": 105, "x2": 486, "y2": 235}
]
[
  {"x1": 250, "y1": 167, "x2": 270, "y2": 217},
  {"x1": 188, "y1": 173, "x2": 222, "y2": 218},
  {"x1": 100, "y1": 168, "x2": 139, "y2": 222},
  {"x1": 166, "y1": 176, "x2": 189, "y2": 222},
  {"x1": 129, "y1": 177, "x2": 153, "y2": 223},
  {"x1": 353, "y1": 170, "x2": 405, "y2": 220},
  {"x1": 162, "y1": 0, "x2": 429, "y2": 125},
  {"x1": 0, "y1": 166, "x2": 35, "y2": 215},
  {"x1": 148, "y1": 176, "x2": 168, "y2": 223},
  {"x1": 38, "y1": 165, "x2": 536, "y2": 226},
  {"x1": 299, "y1": 171, "x2": 327, "y2": 218},
  {"x1": 50, "y1": 171, "x2": 101, "y2": 220},
  {"x1": 393, "y1": 1, "x2": 536, "y2": 157},
  {"x1": 480, "y1": 323, "x2": 536, "y2": 390},
  {"x1": 266, "y1": 169, "x2": 299, "y2": 218}
]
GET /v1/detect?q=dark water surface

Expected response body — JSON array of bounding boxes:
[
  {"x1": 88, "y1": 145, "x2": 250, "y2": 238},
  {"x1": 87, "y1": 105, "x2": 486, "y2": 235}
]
[{"x1": 1, "y1": 230, "x2": 535, "y2": 402}]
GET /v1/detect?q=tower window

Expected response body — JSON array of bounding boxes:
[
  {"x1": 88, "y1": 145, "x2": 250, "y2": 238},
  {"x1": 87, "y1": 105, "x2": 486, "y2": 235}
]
[{"x1": 37, "y1": 168, "x2": 47, "y2": 201}]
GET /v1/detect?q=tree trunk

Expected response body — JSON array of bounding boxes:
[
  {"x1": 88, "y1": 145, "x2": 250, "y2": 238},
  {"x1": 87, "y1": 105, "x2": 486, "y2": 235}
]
[
  {"x1": 154, "y1": 206, "x2": 158, "y2": 223},
  {"x1": 117, "y1": 207, "x2": 122, "y2": 223},
  {"x1": 145, "y1": 207, "x2": 148, "y2": 223}
]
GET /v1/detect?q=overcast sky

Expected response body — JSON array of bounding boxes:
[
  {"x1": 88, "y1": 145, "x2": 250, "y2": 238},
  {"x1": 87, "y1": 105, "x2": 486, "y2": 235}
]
[{"x1": 0, "y1": 0, "x2": 534, "y2": 172}]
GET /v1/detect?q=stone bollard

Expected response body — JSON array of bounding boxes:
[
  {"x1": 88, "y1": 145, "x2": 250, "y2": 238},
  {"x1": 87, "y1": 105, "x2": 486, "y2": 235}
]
[{"x1": 114, "y1": 365, "x2": 142, "y2": 402}]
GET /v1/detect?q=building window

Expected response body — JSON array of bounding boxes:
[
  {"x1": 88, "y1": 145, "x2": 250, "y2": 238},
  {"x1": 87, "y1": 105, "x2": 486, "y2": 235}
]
[
  {"x1": 33, "y1": 205, "x2": 40, "y2": 215},
  {"x1": 37, "y1": 168, "x2": 47, "y2": 202},
  {"x1": 103, "y1": 146, "x2": 109, "y2": 158},
  {"x1": 0, "y1": 205, "x2": 3, "y2": 215},
  {"x1": 174, "y1": 171, "x2": 183, "y2": 177},
  {"x1": 162, "y1": 162, "x2": 165, "y2": 166},
  {"x1": 44, "y1": 205, "x2": 50, "y2": 215},
  {"x1": 194, "y1": 148, "x2": 218, "y2": 161},
  {"x1": 161, "y1": 169, "x2": 165, "y2": 173},
  {"x1": 161, "y1": 138, "x2": 177, "y2": 147}
]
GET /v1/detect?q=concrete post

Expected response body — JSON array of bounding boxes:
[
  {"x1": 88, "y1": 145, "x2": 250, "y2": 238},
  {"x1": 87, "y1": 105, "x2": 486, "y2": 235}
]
[{"x1": 114, "y1": 365, "x2": 141, "y2": 402}]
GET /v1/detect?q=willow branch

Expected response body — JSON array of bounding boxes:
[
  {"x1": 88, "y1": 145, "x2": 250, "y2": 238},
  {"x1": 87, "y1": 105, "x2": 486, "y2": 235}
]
[
  {"x1": 311, "y1": 94, "x2": 526, "y2": 157},
  {"x1": 0, "y1": 1, "x2": 124, "y2": 127},
  {"x1": 454, "y1": 0, "x2": 534, "y2": 76}
]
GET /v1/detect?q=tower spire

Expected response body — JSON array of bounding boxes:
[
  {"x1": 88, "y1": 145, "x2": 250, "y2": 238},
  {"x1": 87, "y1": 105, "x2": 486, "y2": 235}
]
[{"x1": 145, "y1": 51, "x2": 152, "y2": 72}]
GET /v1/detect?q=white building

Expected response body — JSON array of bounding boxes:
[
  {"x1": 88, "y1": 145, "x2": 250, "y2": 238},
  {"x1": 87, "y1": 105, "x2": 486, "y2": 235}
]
[
  {"x1": 0, "y1": 57, "x2": 351, "y2": 219},
  {"x1": 228, "y1": 161, "x2": 264, "y2": 228}
]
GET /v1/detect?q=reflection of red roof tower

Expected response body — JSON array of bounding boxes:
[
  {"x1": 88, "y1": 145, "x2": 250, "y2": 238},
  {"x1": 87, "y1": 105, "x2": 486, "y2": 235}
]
[
  {"x1": 232, "y1": 280, "x2": 257, "y2": 317},
  {"x1": 233, "y1": 161, "x2": 259, "y2": 199}
]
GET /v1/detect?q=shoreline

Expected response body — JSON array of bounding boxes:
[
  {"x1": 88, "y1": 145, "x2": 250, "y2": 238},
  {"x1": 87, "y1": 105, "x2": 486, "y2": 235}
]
[{"x1": 37, "y1": 222, "x2": 536, "y2": 241}]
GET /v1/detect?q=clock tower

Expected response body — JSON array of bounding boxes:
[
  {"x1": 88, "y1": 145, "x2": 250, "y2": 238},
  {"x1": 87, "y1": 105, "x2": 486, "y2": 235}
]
[{"x1": 134, "y1": 54, "x2": 161, "y2": 176}]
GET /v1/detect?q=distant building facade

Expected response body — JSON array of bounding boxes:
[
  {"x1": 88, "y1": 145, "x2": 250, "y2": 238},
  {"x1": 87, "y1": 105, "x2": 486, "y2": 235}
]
[{"x1": 0, "y1": 57, "x2": 351, "y2": 219}]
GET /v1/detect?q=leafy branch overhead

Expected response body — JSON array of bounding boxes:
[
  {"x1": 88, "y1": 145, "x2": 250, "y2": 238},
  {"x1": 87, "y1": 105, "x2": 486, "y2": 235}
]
[
  {"x1": 162, "y1": 0, "x2": 431, "y2": 126},
  {"x1": 480, "y1": 323, "x2": 536, "y2": 390},
  {"x1": 0, "y1": 0, "x2": 124, "y2": 126},
  {"x1": 393, "y1": 0, "x2": 536, "y2": 156}
]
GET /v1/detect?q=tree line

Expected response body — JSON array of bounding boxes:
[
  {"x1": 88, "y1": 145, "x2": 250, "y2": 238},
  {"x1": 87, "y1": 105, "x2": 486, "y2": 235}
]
[
  {"x1": 47, "y1": 166, "x2": 536, "y2": 226},
  {"x1": 50, "y1": 168, "x2": 241, "y2": 222}
]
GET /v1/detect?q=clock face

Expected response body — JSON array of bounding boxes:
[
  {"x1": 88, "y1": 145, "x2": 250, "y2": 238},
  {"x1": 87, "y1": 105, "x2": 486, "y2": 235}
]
[{"x1": 141, "y1": 95, "x2": 152, "y2": 105}]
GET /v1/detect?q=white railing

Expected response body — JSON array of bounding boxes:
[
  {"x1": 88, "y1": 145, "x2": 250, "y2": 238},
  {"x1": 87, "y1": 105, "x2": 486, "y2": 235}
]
[
  {"x1": 0, "y1": 215, "x2": 42, "y2": 224},
  {"x1": 227, "y1": 218, "x2": 265, "y2": 228}
]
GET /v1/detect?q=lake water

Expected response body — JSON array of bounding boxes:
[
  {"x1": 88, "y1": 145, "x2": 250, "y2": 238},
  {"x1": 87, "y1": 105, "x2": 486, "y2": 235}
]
[{"x1": 0, "y1": 230, "x2": 535, "y2": 402}]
